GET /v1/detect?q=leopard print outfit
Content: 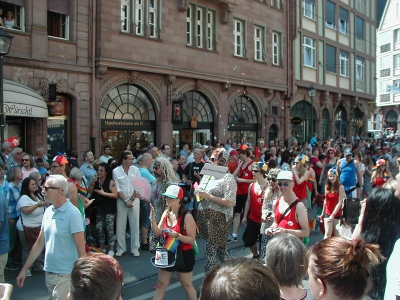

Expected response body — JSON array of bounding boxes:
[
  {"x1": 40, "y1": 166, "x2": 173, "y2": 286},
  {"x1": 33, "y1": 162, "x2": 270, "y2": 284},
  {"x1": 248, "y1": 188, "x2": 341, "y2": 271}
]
[{"x1": 197, "y1": 172, "x2": 237, "y2": 274}]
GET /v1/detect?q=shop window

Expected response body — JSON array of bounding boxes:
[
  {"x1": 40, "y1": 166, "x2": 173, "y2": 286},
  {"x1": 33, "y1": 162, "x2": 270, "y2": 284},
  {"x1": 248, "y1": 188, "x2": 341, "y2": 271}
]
[
  {"x1": 179, "y1": 91, "x2": 214, "y2": 122},
  {"x1": 47, "y1": 11, "x2": 69, "y2": 39},
  {"x1": 0, "y1": 1, "x2": 25, "y2": 31}
]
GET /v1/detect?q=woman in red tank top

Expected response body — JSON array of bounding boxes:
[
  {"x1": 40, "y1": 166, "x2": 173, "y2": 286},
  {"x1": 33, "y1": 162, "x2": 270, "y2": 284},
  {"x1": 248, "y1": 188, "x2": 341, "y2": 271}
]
[
  {"x1": 150, "y1": 185, "x2": 197, "y2": 300},
  {"x1": 265, "y1": 170, "x2": 309, "y2": 239},
  {"x1": 319, "y1": 167, "x2": 345, "y2": 239},
  {"x1": 371, "y1": 158, "x2": 392, "y2": 188},
  {"x1": 292, "y1": 155, "x2": 309, "y2": 206}
]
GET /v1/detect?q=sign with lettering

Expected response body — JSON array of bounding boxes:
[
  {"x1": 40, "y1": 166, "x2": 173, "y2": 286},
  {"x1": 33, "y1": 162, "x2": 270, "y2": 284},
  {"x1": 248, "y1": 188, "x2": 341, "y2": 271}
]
[
  {"x1": 4, "y1": 103, "x2": 48, "y2": 118},
  {"x1": 200, "y1": 164, "x2": 228, "y2": 179},
  {"x1": 101, "y1": 119, "x2": 155, "y2": 129},
  {"x1": 291, "y1": 117, "x2": 303, "y2": 125}
]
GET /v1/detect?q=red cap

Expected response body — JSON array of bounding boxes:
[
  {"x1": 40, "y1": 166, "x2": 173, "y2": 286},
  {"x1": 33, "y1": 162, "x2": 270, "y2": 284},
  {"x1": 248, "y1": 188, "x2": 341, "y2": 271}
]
[
  {"x1": 52, "y1": 155, "x2": 68, "y2": 166},
  {"x1": 230, "y1": 150, "x2": 239, "y2": 156}
]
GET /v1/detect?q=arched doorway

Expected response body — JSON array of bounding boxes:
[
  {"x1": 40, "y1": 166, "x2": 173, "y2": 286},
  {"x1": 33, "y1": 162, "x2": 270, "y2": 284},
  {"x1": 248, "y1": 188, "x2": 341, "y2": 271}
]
[
  {"x1": 290, "y1": 101, "x2": 316, "y2": 143},
  {"x1": 386, "y1": 109, "x2": 398, "y2": 133},
  {"x1": 334, "y1": 105, "x2": 347, "y2": 138},
  {"x1": 227, "y1": 96, "x2": 259, "y2": 146},
  {"x1": 351, "y1": 107, "x2": 364, "y2": 136},
  {"x1": 269, "y1": 124, "x2": 278, "y2": 143},
  {"x1": 322, "y1": 108, "x2": 330, "y2": 139},
  {"x1": 173, "y1": 91, "x2": 214, "y2": 156},
  {"x1": 100, "y1": 84, "x2": 156, "y2": 156}
]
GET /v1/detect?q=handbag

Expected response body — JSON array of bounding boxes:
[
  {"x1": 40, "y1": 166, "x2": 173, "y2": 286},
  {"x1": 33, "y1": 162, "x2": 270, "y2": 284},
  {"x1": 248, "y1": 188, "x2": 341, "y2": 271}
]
[
  {"x1": 152, "y1": 244, "x2": 185, "y2": 268},
  {"x1": 20, "y1": 217, "x2": 41, "y2": 246},
  {"x1": 336, "y1": 221, "x2": 353, "y2": 240}
]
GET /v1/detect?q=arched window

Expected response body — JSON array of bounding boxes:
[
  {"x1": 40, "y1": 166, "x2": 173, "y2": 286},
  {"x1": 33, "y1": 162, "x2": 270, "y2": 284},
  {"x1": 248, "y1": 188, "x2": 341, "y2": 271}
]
[
  {"x1": 228, "y1": 96, "x2": 258, "y2": 124},
  {"x1": 334, "y1": 106, "x2": 347, "y2": 137},
  {"x1": 180, "y1": 91, "x2": 214, "y2": 122},
  {"x1": 100, "y1": 84, "x2": 155, "y2": 120},
  {"x1": 322, "y1": 108, "x2": 330, "y2": 139},
  {"x1": 386, "y1": 109, "x2": 398, "y2": 132}
]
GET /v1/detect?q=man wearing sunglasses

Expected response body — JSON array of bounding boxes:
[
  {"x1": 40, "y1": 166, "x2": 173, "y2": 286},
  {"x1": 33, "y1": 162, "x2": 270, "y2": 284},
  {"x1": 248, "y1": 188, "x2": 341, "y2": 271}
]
[
  {"x1": 337, "y1": 148, "x2": 363, "y2": 197},
  {"x1": 16, "y1": 174, "x2": 85, "y2": 299},
  {"x1": 6, "y1": 148, "x2": 23, "y2": 172}
]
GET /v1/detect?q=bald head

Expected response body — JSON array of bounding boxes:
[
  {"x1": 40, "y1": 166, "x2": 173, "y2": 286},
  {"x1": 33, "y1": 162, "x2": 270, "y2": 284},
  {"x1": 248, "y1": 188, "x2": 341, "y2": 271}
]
[{"x1": 141, "y1": 153, "x2": 152, "y2": 167}]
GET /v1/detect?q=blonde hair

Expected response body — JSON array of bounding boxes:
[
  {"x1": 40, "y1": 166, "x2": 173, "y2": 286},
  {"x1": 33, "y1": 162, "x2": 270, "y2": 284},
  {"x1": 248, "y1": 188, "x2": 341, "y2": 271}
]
[{"x1": 69, "y1": 167, "x2": 83, "y2": 180}]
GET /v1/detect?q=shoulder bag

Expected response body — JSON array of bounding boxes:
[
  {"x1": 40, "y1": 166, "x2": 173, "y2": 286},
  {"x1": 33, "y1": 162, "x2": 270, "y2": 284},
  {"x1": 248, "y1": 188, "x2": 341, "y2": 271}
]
[
  {"x1": 20, "y1": 215, "x2": 41, "y2": 246},
  {"x1": 277, "y1": 200, "x2": 300, "y2": 225}
]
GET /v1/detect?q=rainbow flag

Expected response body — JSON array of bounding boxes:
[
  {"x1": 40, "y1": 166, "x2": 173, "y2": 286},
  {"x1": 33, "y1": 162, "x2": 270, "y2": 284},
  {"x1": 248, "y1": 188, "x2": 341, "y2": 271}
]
[
  {"x1": 372, "y1": 165, "x2": 377, "y2": 171},
  {"x1": 307, "y1": 176, "x2": 315, "y2": 183},
  {"x1": 164, "y1": 237, "x2": 179, "y2": 253},
  {"x1": 384, "y1": 171, "x2": 391, "y2": 180},
  {"x1": 90, "y1": 246, "x2": 104, "y2": 253},
  {"x1": 76, "y1": 184, "x2": 88, "y2": 198}
]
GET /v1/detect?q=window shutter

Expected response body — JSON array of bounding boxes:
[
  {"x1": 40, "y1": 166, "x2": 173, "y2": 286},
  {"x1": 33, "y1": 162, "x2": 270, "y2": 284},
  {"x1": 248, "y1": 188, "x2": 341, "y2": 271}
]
[
  {"x1": 48, "y1": 0, "x2": 70, "y2": 15},
  {"x1": 2, "y1": 0, "x2": 25, "y2": 7},
  {"x1": 325, "y1": 0, "x2": 335, "y2": 25},
  {"x1": 307, "y1": 0, "x2": 315, "y2": 5},
  {"x1": 326, "y1": 44, "x2": 336, "y2": 73},
  {"x1": 339, "y1": 7, "x2": 348, "y2": 21}
]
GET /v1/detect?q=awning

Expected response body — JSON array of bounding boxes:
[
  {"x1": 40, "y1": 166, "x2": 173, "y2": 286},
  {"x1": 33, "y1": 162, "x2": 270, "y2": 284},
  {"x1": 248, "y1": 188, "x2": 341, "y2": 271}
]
[{"x1": 3, "y1": 79, "x2": 48, "y2": 118}]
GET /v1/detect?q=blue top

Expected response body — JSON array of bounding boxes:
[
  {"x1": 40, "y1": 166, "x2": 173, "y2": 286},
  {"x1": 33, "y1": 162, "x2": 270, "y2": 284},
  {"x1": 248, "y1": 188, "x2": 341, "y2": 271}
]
[
  {"x1": 0, "y1": 193, "x2": 9, "y2": 254},
  {"x1": 3, "y1": 182, "x2": 21, "y2": 219},
  {"x1": 310, "y1": 137, "x2": 317, "y2": 146},
  {"x1": 41, "y1": 200, "x2": 84, "y2": 274},
  {"x1": 178, "y1": 149, "x2": 189, "y2": 160},
  {"x1": 339, "y1": 158, "x2": 357, "y2": 190},
  {"x1": 80, "y1": 163, "x2": 97, "y2": 183},
  {"x1": 139, "y1": 167, "x2": 156, "y2": 184}
]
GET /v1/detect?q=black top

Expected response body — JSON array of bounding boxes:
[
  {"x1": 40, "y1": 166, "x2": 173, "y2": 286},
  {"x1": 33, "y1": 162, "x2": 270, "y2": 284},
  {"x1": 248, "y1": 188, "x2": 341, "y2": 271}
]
[
  {"x1": 94, "y1": 177, "x2": 116, "y2": 214},
  {"x1": 183, "y1": 161, "x2": 205, "y2": 185},
  {"x1": 132, "y1": 149, "x2": 142, "y2": 159}
]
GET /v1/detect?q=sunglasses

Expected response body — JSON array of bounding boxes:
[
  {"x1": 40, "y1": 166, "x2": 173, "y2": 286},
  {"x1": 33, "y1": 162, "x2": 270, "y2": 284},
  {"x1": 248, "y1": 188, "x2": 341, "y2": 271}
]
[
  {"x1": 210, "y1": 158, "x2": 216, "y2": 162},
  {"x1": 22, "y1": 159, "x2": 30, "y2": 162},
  {"x1": 268, "y1": 177, "x2": 276, "y2": 182},
  {"x1": 43, "y1": 186, "x2": 60, "y2": 191},
  {"x1": 16, "y1": 152, "x2": 22, "y2": 155},
  {"x1": 252, "y1": 170, "x2": 260, "y2": 173},
  {"x1": 153, "y1": 166, "x2": 160, "y2": 170},
  {"x1": 278, "y1": 182, "x2": 290, "y2": 187},
  {"x1": 328, "y1": 152, "x2": 333, "y2": 154}
]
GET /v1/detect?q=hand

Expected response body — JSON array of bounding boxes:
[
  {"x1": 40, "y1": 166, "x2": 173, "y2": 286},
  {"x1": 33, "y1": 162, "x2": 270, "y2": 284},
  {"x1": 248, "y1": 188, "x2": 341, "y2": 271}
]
[
  {"x1": 0, "y1": 283, "x2": 13, "y2": 299},
  {"x1": 149, "y1": 204, "x2": 155, "y2": 221},
  {"x1": 91, "y1": 176, "x2": 97, "y2": 185},
  {"x1": 272, "y1": 227, "x2": 284, "y2": 236},
  {"x1": 125, "y1": 200, "x2": 133, "y2": 208},
  {"x1": 7, "y1": 218, "x2": 14, "y2": 226},
  {"x1": 198, "y1": 191, "x2": 210, "y2": 201},
  {"x1": 327, "y1": 217, "x2": 332, "y2": 223},
  {"x1": 85, "y1": 198, "x2": 95, "y2": 206},
  {"x1": 167, "y1": 229, "x2": 179, "y2": 238},
  {"x1": 94, "y1": 188, "x2": 104, "y2": 195},
  {"x1": 265, "y1": 227, "x2": 274, "y2": 236},
  {"x1": 242, "y1": 217, "x2": 247, "y2": 226},
  {"x1": 16, "y1": 270, "x2": 27, "y2": 288}
]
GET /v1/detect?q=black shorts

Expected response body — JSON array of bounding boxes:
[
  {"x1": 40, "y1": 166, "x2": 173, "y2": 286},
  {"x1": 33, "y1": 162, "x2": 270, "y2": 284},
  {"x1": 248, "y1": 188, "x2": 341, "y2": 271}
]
[
  {"x1": 234, "y1": 193, "x2": 248, "y2": 214},
  {"x1": 324, "y1": 213, "x2": 341, "y2": 220},
  {"x1": 242, "y1": 218, "x2": 261, "y2": 247},
  {"x1": 164, "y1": 249, "x2": 195, "y2": 273}
]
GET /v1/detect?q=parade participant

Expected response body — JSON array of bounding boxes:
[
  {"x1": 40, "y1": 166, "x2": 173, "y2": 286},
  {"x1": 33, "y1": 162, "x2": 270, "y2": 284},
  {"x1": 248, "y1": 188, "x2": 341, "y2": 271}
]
[
  {"x1": 259, "y1": 168, "x2": 281, "y2": 261},
  {"x1": 16, "y1": 177, "x2": 46, "y2": 277},
  {"x1": 200, "y1": 258, "x2": 280, "y2": 300},
  {"x1": 112, "y1": 151, "x2": 142, "y2": 257},
  {"x1": 319, "y1": 168, "x2": 345, "y2": 239},
  {"x1": 197, "y1": 148, "x2": 237, "y2": 274},
  {"x1": 337, "y1": 148, "x2": 363, "y2": 197},
  {"x1": 266, "y1": 170, "x2": 309, "y2": 239},
  {"x1": 310, "y1": 148, "x2": 323, "y2": 193},
  {"x1": 149, "y1": 158, "x2": 179, "y2": 252},
  {"x1": 228, "y1": 148, "x2": 255, "y2": 243},
  {"x1": 292, "y1": 155, "x2": 309, "y2": 207},
  {"x1": 306, "y1": 237, "x2": 383, "y2": 300},
  {"x1": 88, "y1": 163, "x2": 118, "y2": 256},
  {"x1": 227, "y1": 150, "x2": 239, "y2": 174},
  {"x1": 319, "y1": 148, "x2": 338, "y2": 195},
  {"x1": 241, "y1": 162, "x2": 268, "y2": 259},
  {"x1": 68, "y1": 253, "x2": 124, "y2": 300},
  {"x1": 371, "y1": 158, "x2": 392, "y2": 188},
  {"x1": 363, "y1": 155, "x2": 373, "y2": 198},
  {"x1": 0, "y1": 192, "x2": 8, "y2": 283},
  {"x1": 150, "y1": 185, "x2": 196, "y2": 300},
  {"x1": 16, "y1": 175, "x2": 86, "y2": 300},
  {"x1": 265, "y1": 234, "x2": 312, "y2": 300}
]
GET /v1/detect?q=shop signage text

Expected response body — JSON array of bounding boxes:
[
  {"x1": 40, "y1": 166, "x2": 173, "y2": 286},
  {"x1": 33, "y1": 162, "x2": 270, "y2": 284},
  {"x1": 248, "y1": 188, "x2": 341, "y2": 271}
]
[
  {"x1": 291, "y1": 117, "x2": 303, "y2": 125},
  {"x1": 4, "y1": 104, "x2": 33, "y2": 116},
  {"x1": 103, "y1": 120, "x2": 153, "y2": 126}
]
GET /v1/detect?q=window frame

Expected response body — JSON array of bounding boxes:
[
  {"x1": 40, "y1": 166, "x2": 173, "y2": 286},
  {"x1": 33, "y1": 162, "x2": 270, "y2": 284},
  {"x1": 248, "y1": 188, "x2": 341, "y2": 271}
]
[
  {"x1": 339, "y1": 7, "x2": 348, "y2": 35},
  {"x1": 120, "y1": 0, "x2": 160, "y2": 39},
  {"x1": 380, "y1": 81, "x2": 390, "y2": 94},
  {"x1": 187, "y1": 4, "x2": 216, "y2": 51},
  {"x1": 233, "y1": 18, "x2": 246, "y2": 57},
  {"x1": 395, "y1": 54, "x2": 400, "y2": 69},
  {"x1": 339, "y1": 50, "x2": 349, "y2": 77},
  {"x1": 356, "y1": 16, "x2": 364, "y2": 40},
  {"x1": 356, "y1": 56, "x2": 364, "y2": 80},
  {"x1": 303, "y1": 0, "x2": 315, "y2": 20},
  {"x1": 303, "y1": 36, "x2": 316, "y2": 67},
  {"x1": 325, "y1": 0, "x2": 336, "y2": 30},
  {"x1": 47, "y1": 11, "x2": 70, "y2": 40},
  {"x1": 272, "y1": 31, "x2": 281, "y2": 66},
  {"x1": 254, "y1": 25, "x2": 266, "y2": 62},
  {"x1": 395, "y1": 29, "x2": 400, "y2": 44}
]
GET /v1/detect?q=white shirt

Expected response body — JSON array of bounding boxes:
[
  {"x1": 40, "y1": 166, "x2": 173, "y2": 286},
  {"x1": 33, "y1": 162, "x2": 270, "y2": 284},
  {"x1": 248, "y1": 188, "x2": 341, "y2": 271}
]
[
  {"x1": 112, "y1": 165, "x2": 141, "y2": 200},
  {"x1": 384, "y1": 238, "x2": 400, "y2": 299},
  {"x1": 16, "y1": 195, "x2": 45, "y2": 231}
]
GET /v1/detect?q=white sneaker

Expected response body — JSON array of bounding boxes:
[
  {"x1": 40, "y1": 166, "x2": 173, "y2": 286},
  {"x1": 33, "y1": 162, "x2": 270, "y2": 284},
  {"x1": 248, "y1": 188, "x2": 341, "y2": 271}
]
[
  {"x1": 115, "y1": 251, "x2": 125, "y2": 257},
  {"x1": 132, "y1": 250, "x2": 140, "y2": 257},
  {"x1": 26, "y1": 269, "x2": 32, "y2": 277},
  {"x1": 108, "y1": 250, "x2": 115, "y2": 257}
]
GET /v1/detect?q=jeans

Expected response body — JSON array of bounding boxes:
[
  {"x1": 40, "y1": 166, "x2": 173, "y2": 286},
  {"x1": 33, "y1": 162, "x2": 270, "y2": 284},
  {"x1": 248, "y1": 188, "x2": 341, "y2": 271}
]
[
  {"x1": 116, "y1": 198, "x2": 140, "y2": 253},
  {"x1": 140, "y1": 201, "x2": 150, "y2": 228},
  {"x1": 7, "y1": 217, "x2": 18, "y2": 264}
]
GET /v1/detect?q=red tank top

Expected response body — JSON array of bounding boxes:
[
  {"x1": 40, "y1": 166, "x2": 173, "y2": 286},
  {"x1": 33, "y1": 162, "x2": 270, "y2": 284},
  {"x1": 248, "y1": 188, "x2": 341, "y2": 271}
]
[
  {"x1": 163, "y1": 214, "x2": 193, "y2": 251},
  {"x1": 237, "y1": 161, "x2": 254, "y2": 194},
  {"x1": 293, "y1": 174, "x2": 308, "y2": 200},
  {"x1": 374, "y1": 177, "x2": 386, "y2": 187},
  {"x1": 325, "y1": 191, "x2": 341, "y2": 217},
  {"x1": 274, "y1": 198, "x2": 301, "y2": 230},
  {"x1": 247, "y1": 183, "x2": 265, "y2": 223}
]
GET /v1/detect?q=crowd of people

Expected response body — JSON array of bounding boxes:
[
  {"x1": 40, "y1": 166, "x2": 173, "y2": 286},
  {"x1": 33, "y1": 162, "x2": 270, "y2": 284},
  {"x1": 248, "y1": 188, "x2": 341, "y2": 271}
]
[{"x1": 0, "y1": 132, "x2": 398, "y2": 299}]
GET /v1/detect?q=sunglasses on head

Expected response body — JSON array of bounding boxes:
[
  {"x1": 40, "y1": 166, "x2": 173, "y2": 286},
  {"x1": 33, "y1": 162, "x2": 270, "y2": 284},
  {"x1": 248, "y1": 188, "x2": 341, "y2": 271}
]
[{"x1": 278, "y1": 182, "x2": 290, "y2": 187}]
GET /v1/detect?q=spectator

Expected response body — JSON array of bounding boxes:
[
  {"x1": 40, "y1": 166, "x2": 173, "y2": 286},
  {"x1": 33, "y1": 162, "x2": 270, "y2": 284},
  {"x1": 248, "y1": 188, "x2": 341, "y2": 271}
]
[
  {"x1": 176, "y1": 153, "x2": 186, "y2": 179},
  {"x1": 32, "y1": 146, "x2": 49, "y2": 169},
  {"x1": 16, "y1": 175, "x2": 86, "y2": 300},
  {"x1": 0, "y1": 192, "x2": 9, "y2": 283},
  {"x1": 21, "y1": 154, "x2": 38, "y2": 179},
  {"x1": 306, "y1": 237, "x2": 383, "y2": 300},
  {"x1": 99, "y1": 145, "x2": 113, "y2": 163},
  {"x1": 67, "y1": 149, "x2": 79, "y2": 169},
  {"x1": 3, "y1": 11, "x2": 17, "y2": 29},
  {"x1": 132, "y1": 142, "x2": 142, "y2": 159},
  {"x1": 34, "y1": 158, "x2": 48, "y2": 180},
  {"x1": 178, "y1": 143, "x2": 189, "y2": 163},
  {"x1": 68, "y1": 253, "x2": 124, "y2": 300},
  {"x1": 80, "y1": 151, "x2": 96, "y2": 183},
  {"x1": 200, "y1": 257, "x2": 280, "y2": 300},
  {"x1": 160, "y1": 144, "x2": 172, "y2": 162},
  {"x1": 112, "y1": 151, "x2": 142, "y2": 257},
  {"x1": 7, "y1": 147, "x2": 23, "y2": 171},
  {"x1": 0, "y1": 164, "x2": 7, "y2": 194},
  {"x1": 0, "y1": 142, "x2": 11, "y2": 168},
  {"x1": 3, "y1": 166, "x2": 22, "y2": 270},
  {"x1": 265, "y1": 234, "x2": 312, "y2": 300}
]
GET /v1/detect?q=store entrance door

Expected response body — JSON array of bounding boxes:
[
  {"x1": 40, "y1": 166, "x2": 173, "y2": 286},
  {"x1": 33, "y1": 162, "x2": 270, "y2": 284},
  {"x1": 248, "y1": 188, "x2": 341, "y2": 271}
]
[{"x1": 193, "y1": 129, "x2": 210, "y2": 146}]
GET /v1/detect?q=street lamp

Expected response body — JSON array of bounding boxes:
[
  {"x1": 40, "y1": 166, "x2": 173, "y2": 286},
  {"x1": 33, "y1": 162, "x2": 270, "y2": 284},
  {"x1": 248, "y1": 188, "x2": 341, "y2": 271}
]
[
  {"x1": 0, "y1": 29, "x2": 14, "y2": 144},
  {"x1": 307, "y1": 85, "x2": 316, "y2": 138}
]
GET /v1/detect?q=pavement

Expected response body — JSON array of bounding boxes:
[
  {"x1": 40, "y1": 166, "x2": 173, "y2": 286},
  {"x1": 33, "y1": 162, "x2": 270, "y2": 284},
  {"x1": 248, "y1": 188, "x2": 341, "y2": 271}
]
[{"x1": 6, "y1": 225, "x2": 323, "y2": 300}]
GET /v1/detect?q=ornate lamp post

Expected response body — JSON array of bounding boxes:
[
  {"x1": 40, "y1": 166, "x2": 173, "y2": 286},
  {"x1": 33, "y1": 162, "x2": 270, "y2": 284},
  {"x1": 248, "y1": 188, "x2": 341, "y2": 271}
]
[
  {"x1": 0, "y1": 29, "x2": 14, "y2": 144},
  {"x1": 307, "y1": 85, "x2": 316, "y2": 138}
]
